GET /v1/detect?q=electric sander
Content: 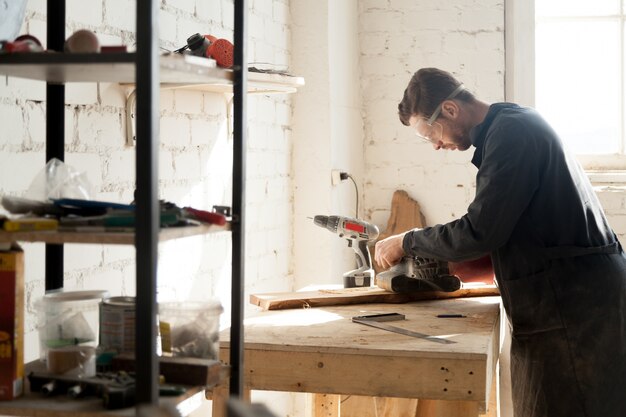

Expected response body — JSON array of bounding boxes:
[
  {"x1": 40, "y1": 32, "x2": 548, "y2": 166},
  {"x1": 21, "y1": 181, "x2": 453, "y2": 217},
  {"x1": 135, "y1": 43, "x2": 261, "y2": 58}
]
[{"x1": 376, "y1": 256, "x2": 462, "y2": 293}]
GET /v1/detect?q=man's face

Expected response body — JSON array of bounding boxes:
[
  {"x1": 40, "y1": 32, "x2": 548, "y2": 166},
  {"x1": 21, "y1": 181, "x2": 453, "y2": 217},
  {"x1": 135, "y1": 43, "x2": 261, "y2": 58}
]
[{"x1": 409, "y1": 105, "x2": 473, "y2": 151}]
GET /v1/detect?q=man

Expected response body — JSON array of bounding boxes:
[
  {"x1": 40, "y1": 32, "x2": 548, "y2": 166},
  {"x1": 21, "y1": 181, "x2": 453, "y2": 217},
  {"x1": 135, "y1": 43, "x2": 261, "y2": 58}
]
[{"x1": 375, "y1": 68, "x2": 626, "y2": 417}]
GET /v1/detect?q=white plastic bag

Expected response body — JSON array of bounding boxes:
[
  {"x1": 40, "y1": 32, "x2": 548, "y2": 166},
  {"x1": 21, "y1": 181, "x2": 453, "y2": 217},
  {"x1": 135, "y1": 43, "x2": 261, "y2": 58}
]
[{"x1": 25, "y1": 158, "x2": 93, "y2": 201}]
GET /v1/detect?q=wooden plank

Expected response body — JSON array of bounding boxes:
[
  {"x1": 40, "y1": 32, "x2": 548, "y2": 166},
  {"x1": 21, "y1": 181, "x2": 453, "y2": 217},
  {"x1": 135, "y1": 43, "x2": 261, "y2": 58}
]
[
  {"x1": 415, "y1": 399, "x2": 480, "y2": 417},
  {"x1": 378, "y1": 398, "x2": 419, "y2": 417},
  {"x1": 209, "y1": 383, "x2": 251, "y2": 417},
  {"x1": 234, "y1": 298, "x2": 501, "y2": 358},
  {"x1": 250, "y1": 284, "x2": 499, "y2": 311},
  {"x1": 339, "y1": 395, "x2": 378, "y2": 417},
  {"x1": 339, "y1": 369, "x2": 498, "y2": 417},
  {"x1": 379, "y1": 190, "x2": 426, "y2": 237},
  {"x1": 220, "y1": 349, "x2": 489, "y2": 403},
  {"x1": 341, "y1": 395, "x2": 419, "y2": 417},
  {"x1": 314, "y1": 394, "x2": 340, "y2": 417}
]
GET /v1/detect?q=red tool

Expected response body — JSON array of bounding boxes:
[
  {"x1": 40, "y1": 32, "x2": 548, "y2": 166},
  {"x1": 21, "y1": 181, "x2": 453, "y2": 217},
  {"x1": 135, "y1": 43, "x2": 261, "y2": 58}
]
[
  {"x1": 204, "y1": 35, "x2": 233, "y2": 68},
  {"x1": 0, "y1": 34, "x2": 43, "y2": 53},
  {"x1": 182, "y1": 206, "x2": 227, "y2": 226},
  {"x1": 176, "y1": 33, "x2": 234, "y2": 68}
]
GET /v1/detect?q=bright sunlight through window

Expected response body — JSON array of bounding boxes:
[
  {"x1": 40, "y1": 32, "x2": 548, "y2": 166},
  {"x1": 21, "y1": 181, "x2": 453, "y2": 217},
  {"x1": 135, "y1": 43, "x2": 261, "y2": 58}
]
[{"x1": 535, "y1": 0, "x2": 624, "y2": 155}]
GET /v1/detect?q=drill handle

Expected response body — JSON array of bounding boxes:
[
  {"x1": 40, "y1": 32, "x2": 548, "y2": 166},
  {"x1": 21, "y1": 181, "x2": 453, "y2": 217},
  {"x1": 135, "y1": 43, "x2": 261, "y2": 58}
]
[{"x1": 355, "y1": 239, "x2": 373, "y2": 269}]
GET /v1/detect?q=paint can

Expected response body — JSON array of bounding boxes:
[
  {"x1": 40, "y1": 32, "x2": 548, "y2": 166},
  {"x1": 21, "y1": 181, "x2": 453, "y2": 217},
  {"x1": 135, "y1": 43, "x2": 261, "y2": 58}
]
[{"x1": 99, "y1": 296, "x2": 135, "y2": 354}]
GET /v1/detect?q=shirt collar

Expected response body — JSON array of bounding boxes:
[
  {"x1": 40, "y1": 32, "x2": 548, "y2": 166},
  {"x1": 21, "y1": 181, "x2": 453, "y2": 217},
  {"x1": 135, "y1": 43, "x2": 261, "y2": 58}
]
[{"x1": 470, "y1": 103, "x2": 520, "y2": 168}]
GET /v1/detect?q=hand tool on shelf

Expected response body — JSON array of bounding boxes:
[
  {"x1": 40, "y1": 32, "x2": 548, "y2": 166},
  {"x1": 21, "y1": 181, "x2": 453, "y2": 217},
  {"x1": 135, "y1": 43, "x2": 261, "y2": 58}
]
[
  {"x1": 174, "y1": 33, "x2": 234, "y2": 68},
  {"x1": 313, "y1": 215, "x2": 379, "y2": 288},
  {"x1": 160, "y1": 201, "x2": 227, "y2": 226},
  {"x1": 2, "y1": 196, "x2": 227, "y2": 229},
  {"x1": 28, "y1": 369, "x2": 137, "y2": 409},
  {"x1": 1, "y1": 217, "x2": 59, "y2": 231},
  {"x1": 180, "y1": 206, "x2": 227, "y2": 226}
]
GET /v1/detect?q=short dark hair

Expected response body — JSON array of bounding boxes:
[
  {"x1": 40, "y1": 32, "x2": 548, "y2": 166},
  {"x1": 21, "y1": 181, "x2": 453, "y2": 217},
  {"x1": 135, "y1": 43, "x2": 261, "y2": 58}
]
[{"x1": 398, "y1": 68, "x2": 475, "y2": 126}]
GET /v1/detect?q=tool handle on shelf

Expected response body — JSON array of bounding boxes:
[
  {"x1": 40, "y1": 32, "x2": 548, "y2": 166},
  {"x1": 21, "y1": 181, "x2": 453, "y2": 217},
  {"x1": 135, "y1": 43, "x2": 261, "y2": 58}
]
[{"x1": 183, "y1": 207, "x2": 227, "y2": 226}]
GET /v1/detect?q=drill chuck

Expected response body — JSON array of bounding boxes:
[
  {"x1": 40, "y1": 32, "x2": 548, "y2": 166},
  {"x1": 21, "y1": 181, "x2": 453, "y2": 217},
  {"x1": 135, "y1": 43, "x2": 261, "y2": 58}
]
[{"x1": 313, "y1": 215, "x2": 336, "y2": 232}]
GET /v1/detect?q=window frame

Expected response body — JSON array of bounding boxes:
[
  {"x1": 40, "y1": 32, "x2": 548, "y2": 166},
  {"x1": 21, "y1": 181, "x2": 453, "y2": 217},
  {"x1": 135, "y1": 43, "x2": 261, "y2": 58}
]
[{"x1": 504, "y1": 0, "x2": 626, "y2": 170}]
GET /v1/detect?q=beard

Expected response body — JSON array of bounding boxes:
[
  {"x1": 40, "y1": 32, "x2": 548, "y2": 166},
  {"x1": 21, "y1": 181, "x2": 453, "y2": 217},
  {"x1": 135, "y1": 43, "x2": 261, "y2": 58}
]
[
  {"x1": 448, "y1": 125, "x2": 473, "y2": 151},
  {"x1": 450, "y1": 131, "x2": 472, "y2": 151}
]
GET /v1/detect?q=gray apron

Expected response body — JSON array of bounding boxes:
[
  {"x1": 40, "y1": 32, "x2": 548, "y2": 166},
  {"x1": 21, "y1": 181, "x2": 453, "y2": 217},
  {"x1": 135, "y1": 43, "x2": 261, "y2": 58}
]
[{"x1": 497, "y1": 242, "x2": 626, "y2": 417}]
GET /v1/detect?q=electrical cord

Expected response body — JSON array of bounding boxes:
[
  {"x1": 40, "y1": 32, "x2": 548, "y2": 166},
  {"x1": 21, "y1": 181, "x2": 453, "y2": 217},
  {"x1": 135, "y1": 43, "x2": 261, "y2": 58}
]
[{"x1": 341, "y1": 172, "x2": 359, "y2": 218}]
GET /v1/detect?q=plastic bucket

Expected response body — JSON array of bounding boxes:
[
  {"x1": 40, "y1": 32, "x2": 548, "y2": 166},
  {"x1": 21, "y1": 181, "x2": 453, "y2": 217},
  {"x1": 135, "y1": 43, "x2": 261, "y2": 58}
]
[
  {"x1": 36, "y1": 289, "x2": 108, "y2": 376},
  {"x1": 158, "y1": 300, "x2": 223, "y2": 360}
]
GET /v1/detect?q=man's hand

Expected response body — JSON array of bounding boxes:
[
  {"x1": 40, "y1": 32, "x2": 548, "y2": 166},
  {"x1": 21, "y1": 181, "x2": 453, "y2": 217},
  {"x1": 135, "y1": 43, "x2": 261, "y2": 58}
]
[{"x1": 375, "y1": 232, "x2": 408, "y2": 270}]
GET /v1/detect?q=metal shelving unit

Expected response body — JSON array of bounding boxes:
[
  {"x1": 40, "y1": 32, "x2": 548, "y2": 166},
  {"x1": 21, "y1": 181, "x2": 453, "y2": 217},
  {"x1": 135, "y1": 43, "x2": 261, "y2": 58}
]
[{"x1": 0, "y1": 0, "x2": 303, "y2": 413}]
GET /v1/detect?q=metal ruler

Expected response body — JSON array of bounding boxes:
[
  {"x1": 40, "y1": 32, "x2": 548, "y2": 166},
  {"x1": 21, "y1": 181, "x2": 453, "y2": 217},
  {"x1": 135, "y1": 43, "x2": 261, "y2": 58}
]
[{"x1": 352, "y1": 315, "x2": 456, "y2": 345}]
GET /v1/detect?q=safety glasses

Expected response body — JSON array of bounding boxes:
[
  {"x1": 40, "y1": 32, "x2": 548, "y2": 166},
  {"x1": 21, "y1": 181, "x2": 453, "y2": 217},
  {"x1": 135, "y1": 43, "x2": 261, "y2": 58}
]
[{"x1": 414, "y1": 84, "x2": 465, "y2": 144}]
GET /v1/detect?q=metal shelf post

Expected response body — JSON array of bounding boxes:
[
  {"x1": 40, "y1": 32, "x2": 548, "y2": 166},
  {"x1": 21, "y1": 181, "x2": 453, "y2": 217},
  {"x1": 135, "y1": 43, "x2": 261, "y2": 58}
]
[
  {"x1": 44, "y1": 0, "x2": 65, "y2": 291},
  {"x1": 230, "y1": 0, "x2": 248, "y2": 398},
  {"x1": 135, "y1": 0, "x2": 160, "y2": 406}
]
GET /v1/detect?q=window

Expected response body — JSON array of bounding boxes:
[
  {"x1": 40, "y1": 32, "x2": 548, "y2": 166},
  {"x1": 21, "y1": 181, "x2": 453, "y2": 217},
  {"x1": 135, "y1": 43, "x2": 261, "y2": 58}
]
[{"x1": 506, "y1": 0, "x2": 626, "y2": 169}]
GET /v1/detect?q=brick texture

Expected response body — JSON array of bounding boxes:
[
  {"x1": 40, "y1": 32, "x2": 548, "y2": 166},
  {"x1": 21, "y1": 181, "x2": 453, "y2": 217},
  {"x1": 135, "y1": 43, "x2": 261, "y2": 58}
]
[{"x1": 359, "y1": 0, "x2": 505, "y2": 228}]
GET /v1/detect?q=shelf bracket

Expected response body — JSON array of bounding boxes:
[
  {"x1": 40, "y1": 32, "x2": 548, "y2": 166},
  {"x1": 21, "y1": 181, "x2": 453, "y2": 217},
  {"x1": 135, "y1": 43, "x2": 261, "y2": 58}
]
[{"x1": 125, "y1": 89, "x2": 137, "y2": 146}]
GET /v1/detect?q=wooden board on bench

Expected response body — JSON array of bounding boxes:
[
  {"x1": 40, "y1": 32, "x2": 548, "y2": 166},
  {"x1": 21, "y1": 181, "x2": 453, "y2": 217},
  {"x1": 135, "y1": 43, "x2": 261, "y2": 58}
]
[{"x1": 250, "y1": 284, "x2": 499, "y2": 311}]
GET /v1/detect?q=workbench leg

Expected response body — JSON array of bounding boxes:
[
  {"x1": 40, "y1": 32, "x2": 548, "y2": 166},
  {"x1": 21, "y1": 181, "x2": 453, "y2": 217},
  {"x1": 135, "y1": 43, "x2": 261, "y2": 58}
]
[
  {"x1": 339, "y1": 395, "x2": 376, "y2": 417},
  {"x1": 414, "y1": 400, "x2": 480, "y2": 417},
  {"x1": 483, "y1": 370, "x2": 498, "y2": 417},
  {"x1": 377, "y1": 397, "x2": 419, "y2": 417},
  {"x1": 211, "y1": 384, "x2": 251, "y2": 417},
  {"x1": 341, "y1": 395, "x2": 418, "y2": 417},
  {"x1": 313, "y1": 394, "x2": 340, "y2": 417},
  {"x1": 211, "y1": 384, "x2": 229, "y2": 417}
]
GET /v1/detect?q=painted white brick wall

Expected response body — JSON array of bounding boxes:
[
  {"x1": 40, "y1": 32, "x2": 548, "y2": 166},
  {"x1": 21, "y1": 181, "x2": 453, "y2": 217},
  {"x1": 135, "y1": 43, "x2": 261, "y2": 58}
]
[
  {"x1": 1, "y1": 2, "x2": 295, "y2": 396},
  {"x1": 359, "y1": 0, "x2": 506, "y2": 229}
]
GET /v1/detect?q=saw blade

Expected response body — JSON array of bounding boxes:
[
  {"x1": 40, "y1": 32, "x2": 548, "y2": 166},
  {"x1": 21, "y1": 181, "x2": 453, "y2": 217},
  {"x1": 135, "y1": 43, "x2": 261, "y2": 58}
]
[{"x1": 352, "y1": 317, "x2": 456, "y2": 344}]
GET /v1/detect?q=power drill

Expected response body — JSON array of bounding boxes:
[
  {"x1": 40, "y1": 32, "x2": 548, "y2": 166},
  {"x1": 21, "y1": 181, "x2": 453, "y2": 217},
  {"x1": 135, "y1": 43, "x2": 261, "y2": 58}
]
[{"x1": 313, "y1": 215, "x2": 380, "y2": 288}]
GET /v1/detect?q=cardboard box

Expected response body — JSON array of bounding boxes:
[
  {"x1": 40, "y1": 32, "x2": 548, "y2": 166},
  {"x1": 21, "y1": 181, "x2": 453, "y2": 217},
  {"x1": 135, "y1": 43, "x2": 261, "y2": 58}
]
[{"x1": 0, "y1": 244, "x2": 24, "y2": 400}]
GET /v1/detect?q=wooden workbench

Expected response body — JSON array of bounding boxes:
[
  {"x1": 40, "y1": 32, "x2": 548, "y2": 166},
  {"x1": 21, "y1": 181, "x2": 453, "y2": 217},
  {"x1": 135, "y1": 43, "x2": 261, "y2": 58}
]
[{"x1": 212, "y1": 296, "x2": 501, "y2": 417}]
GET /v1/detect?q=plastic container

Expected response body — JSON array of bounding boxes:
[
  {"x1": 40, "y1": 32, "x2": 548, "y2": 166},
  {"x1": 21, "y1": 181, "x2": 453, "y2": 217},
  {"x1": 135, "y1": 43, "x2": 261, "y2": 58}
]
[
  {"x1": 36, "y1": 290, "x2": 108, "y2": 377},
  {"x1": 158, "y1": 300, "x2": 223, "y2": 360}
]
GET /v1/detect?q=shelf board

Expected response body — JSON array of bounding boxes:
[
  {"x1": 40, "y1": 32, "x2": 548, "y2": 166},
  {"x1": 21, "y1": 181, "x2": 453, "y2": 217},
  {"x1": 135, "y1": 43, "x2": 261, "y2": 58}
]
[
  {"x1": 160, "y1": 70, "x2": 305, "y2": 94},
  {"x1": 0, "y1": 223, "x2": 230, "y2": 245},
  {"x1": 0, "y1": 52, "x2": 304, "y2": 94},
  {"x1": 0, "y1": 358, "x2": 226, "y2": 417},
  {"x1": 0, "y1": 387, "x2": 206, "y2": 417}
]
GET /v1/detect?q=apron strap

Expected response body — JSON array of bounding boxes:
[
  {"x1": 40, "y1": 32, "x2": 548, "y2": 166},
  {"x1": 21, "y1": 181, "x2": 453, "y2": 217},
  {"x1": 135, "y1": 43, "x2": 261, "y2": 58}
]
[{"x1": 543, "y1": 241, "x2": 621, "y2": 260}]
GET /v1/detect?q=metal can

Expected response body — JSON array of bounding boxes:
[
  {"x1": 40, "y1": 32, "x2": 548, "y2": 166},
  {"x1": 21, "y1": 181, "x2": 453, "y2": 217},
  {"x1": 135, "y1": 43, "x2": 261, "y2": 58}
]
[{"x1": 99, "y1": 296, "x2": 135, "y2": 354}]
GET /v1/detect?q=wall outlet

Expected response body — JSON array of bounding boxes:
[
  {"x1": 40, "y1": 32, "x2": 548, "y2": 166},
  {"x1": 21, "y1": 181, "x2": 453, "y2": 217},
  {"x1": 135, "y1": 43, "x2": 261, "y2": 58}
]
[{"x1": 331, "y1": 170, "x2": 342, "y2": 186}]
